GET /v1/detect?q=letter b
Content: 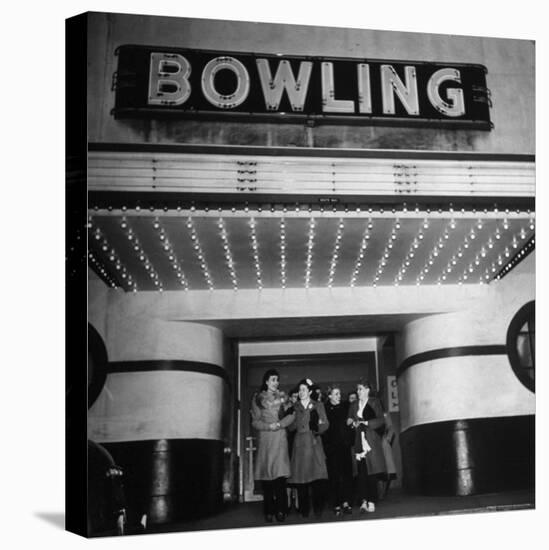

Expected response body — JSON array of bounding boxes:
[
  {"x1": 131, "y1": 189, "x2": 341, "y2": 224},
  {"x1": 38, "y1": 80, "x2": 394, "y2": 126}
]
[{"x1": 148, "y1": 53, "x2": 191, "y2": 106}]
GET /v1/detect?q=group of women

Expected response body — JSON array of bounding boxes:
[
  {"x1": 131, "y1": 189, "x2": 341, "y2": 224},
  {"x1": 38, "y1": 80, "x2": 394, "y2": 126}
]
[{"x1": 250, "y1": 369, "x2": 394, "y2": 523}]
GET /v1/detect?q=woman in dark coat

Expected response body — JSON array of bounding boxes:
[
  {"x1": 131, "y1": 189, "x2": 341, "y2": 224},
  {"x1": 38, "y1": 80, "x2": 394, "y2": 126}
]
[
  {"x1": 251, "y1": 369, "x2": 295, "y2": 523},
  {"x1": 288, "y1": 378, "x2": 329, "y2": 518},
  {"x1": 322, "y1": 385, "x2": 354, "y2": 516},
  {"x1": 347, "y1": 379, "x2": 386, "y2": 513}
]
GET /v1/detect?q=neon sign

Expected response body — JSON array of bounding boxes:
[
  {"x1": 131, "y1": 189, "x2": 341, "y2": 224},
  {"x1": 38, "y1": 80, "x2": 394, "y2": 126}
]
[{"x1": 114, "y1": 45, "x2": 491, "y2": 129}]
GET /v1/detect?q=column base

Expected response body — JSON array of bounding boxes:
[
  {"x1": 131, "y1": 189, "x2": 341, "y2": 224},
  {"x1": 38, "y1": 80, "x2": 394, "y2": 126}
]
[
  {"x1": 400, "y1": 415, "x2": 534, "y2": 496},
  {"x1": 102, "y1": 438, "x2": 224, "y2": 525}
]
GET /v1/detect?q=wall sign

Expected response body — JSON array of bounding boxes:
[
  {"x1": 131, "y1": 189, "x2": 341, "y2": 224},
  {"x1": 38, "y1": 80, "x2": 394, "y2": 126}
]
[
  {"x1": 113, "y1": 45, "x2": 492, "y2": 129},
  {"x1": 387, "y1": 375, "x2": 399, "y2": 412}
]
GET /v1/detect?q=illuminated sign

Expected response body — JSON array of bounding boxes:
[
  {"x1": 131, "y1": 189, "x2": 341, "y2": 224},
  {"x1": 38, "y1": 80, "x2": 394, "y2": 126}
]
[{"x1": 113, "y1": 45, "x2": 492, "y2": 129}]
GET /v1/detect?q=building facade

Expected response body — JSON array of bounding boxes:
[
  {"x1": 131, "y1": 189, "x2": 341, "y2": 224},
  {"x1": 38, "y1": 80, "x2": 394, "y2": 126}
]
[{"x1": 80, "y1": 12, "x2": 535, "y2": 526}]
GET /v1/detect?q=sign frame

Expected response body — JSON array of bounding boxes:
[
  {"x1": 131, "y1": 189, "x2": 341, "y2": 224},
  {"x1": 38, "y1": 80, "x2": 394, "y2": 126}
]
[{"x1": 112, "y1": 44, "x2": 493, "y2": 130}]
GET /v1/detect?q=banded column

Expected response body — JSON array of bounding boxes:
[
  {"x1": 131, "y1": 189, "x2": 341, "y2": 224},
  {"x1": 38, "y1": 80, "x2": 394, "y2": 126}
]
[
  {"x1": 88, "y1": 320, "x2": 227, "y2": 524},
  {"x1": 397, "y1": 310, "x2": 535, "y2": 496}
]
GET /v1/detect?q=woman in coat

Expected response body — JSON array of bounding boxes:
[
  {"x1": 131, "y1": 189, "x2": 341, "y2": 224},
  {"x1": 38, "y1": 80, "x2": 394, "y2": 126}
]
[
  {"x1": 288, "y1": 378, "x2": 329, "y2": 518},
  {"x1": 347, "y1": 379, "x2": 386, "y2": 513},
  {"x1": 251, "y1": 369, "x2": 295, "y2": 523},
  {"x1": 322, "y1": 385, "x2": 354, "y2": 516}
]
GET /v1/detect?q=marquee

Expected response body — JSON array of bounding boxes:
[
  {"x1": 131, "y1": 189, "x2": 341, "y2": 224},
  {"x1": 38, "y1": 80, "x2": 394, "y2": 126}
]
[{"x1": 113, "y1": 45, "x2": 492, "y2": 129}]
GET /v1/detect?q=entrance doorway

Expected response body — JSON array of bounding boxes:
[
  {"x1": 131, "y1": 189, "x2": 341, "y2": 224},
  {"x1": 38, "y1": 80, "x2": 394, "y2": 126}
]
[{"x1": 239, "y1": 350, "x2": 377, "y2": 502}]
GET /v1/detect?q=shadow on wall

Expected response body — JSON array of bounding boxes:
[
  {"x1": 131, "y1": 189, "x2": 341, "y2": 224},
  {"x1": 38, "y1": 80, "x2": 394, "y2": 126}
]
[
  {"x1": 400, "y1": 415, "x2": 535, "y2": 496},
  {"x1": 34, "y1": 512, "x2": 65, "y2": 530}
]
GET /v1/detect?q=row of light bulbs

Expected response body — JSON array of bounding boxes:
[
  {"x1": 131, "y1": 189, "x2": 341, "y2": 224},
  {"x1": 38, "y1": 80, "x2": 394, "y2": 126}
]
[
  {"x1": 304, "y1": 218, "x2": 316, "y2": 289},
  {"x1": 372, "y1": 219, "x2": 402, "y2": 286},
  {"x1": 457, "y1": 225, "x2": 495, "y2": 284},
  {"x1": 394, "y1": 219, "x2": 427, "y2": 286},
  {"x1": 460, "y1": 220, "x2": 528, "y2": 284},
  {"x1": 88, "y1": 250, "x2": 118, "y2": 289},
  {"x1": 186, "y1": 217, "x2": 214, "y2": 290},
  {"x1": 279, "y1": 219, "x2": 288, "y2": 289},
  {"x1": 249, "y1": 218, "x2": 263, "y2": 290},
  {"x1": 439, "y1": 223, "x2": 472, "y2": 283},
  {"x1": 350, "y1": 220, "x2": 373, "y2": 287},
  {"x1": 88, "y1": 213, "x2": 534, "y2": 292},
  {"x1": 470, "y1": 224, "x2": 506, "y2": 284},
  {"x1": 218, "y1": 218, "x2": 238, "y2": 290},
  {"x1": 91, "y1": 225, "x2": 135, "y2": 290},
  {"x1": 327, "y1": 220, "x2": 345, "y2": 288},
  {"x1": 122, "y1": 217, "x2": 160, "y2": 292},
  {"x1": 153, "y1": 218, "x2": 188, "y2": 292},
  {"x1": 413, "y1": 220, "x2": 452, "y2": 285},
  {"x1": 92, "y1": 203, "x2": 534, "y2": 218},
  {"x1": 495, "y1": 238, "x2": 535, "y2": 281}
]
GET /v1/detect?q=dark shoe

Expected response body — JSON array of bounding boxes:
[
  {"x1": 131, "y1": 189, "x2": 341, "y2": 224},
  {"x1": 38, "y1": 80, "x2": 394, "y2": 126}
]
[
  {"x1": 265, "y1": 514, "x2": 274, "y2": 523},
  {"x1": 301, "y1": 511, "x2": 309, "y2": 518},
  {"x1": 276, "y1": 512, "x2": 286, "y2": 522}
]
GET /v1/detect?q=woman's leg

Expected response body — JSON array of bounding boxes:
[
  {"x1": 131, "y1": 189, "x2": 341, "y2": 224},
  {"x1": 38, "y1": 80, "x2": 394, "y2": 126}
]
[
  {"x1": 262, "y1": 480, "x2": 275, "y2": 520},
  {"x1": 366, "y1": 474, "x2": 378, "y2": 505},
  {"x1": 312, "y1": 479, "x2": 326, "y2": 517},
  {"x1": 273, "y1": 477, "x2": 287, "y2": 518},
  {"x1": 356, "y1": 460, "x2": 369, "y2": 504},
  {"x1": 325, "y1": 451, "x2": 341, "y2": 509},
  {"x1": 340, "y1": 447, "x2": 354, "y2": 508},
  {"x1": 297, "y1": 484, "x2": 310, "y2": 517}
]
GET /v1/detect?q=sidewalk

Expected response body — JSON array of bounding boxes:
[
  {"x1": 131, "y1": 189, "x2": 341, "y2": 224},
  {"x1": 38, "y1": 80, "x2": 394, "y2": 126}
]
[{"x1": 145, "y1": 488, "x2": 534, "y2": 534}]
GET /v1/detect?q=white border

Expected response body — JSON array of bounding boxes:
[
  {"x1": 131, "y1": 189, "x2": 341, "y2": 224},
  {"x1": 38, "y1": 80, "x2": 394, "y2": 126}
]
[{"x1": 4, "y1": 2, "x2": 546, "y2": 550}]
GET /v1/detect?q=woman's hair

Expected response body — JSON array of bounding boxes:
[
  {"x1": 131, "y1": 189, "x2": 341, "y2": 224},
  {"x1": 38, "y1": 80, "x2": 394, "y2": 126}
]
[
  {"x1": 297, "y1": 378, "x2": 314, "y2": 391},
  {"x1": 260, "y1": 369, "x2": 280, "y2": 391},
  {"x1": 357, "y1": 379, "x2": 373, "y2": 391},
  {"x1": 311, "y1": 387, "x2": 323, "y2": 402},
  {"x1": 326, "y1": 384, "x2": 341, "y2": 396}
]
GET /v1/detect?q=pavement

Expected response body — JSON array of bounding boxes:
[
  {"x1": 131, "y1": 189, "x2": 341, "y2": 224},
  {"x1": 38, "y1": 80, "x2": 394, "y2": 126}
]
[{"x1": 142, "y1": 487, "x2": 535, "y2": 535}]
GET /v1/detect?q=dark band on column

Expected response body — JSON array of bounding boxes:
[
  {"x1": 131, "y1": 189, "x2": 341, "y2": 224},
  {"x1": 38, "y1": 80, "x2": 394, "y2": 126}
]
[
  {"x1": 107, "y1": 359, "x2": 230, "y2": 384},
  {"x1": 397, "y1": 345, "x2": 507, "y2": 378}
]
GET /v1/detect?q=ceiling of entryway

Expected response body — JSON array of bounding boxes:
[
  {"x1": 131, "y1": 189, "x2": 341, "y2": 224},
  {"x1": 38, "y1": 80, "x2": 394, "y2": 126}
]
[
  {"x1": 86, "y1": 150, "x2": 535, "y2": 292},
  {"x1": 198, "y1": 313, "x2": 426, "y2": 339},
  {"x1": 88, "y1": 206, "x2": 535, "y2": 292}
]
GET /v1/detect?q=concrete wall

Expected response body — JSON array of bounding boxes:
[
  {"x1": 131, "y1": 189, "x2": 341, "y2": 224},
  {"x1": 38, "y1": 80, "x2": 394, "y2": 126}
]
[
  {"x1": 240, "y1": 337, "x2": 380, "y2": 392},
  {"x1": 87, "y1": 308, "x2": 226, "y2": 443},
  {"x1": 240, "y1": 337, "x2": 378, "y2": 357},
  {"x1": 87, "y1": 250, "x2": 534, "y2": 497},
  {"x1": 88, "y1": 281, "x2": 494, "y2": 326},
  {"x1": 88, "y1": 270, "x2": 110, "y2": 342},
  {"x1": 88, "y1": 369, "x2": 225, "y2": 442},
  {"x1": 86, "y1": 12, "x2": 534, "y2": 154},
  {"x1": 397, "y1": 259, "x2": 535, "y2": 433}
]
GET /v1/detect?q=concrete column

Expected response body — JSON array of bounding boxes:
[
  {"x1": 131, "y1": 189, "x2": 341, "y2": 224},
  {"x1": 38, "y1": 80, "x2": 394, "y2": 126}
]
[
  {"x1": 397, "y1": 306, "x2": 534, "y2": 496},
  {"x1": 88, "y1": 319, "x2": 227, "y2": 524}
]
